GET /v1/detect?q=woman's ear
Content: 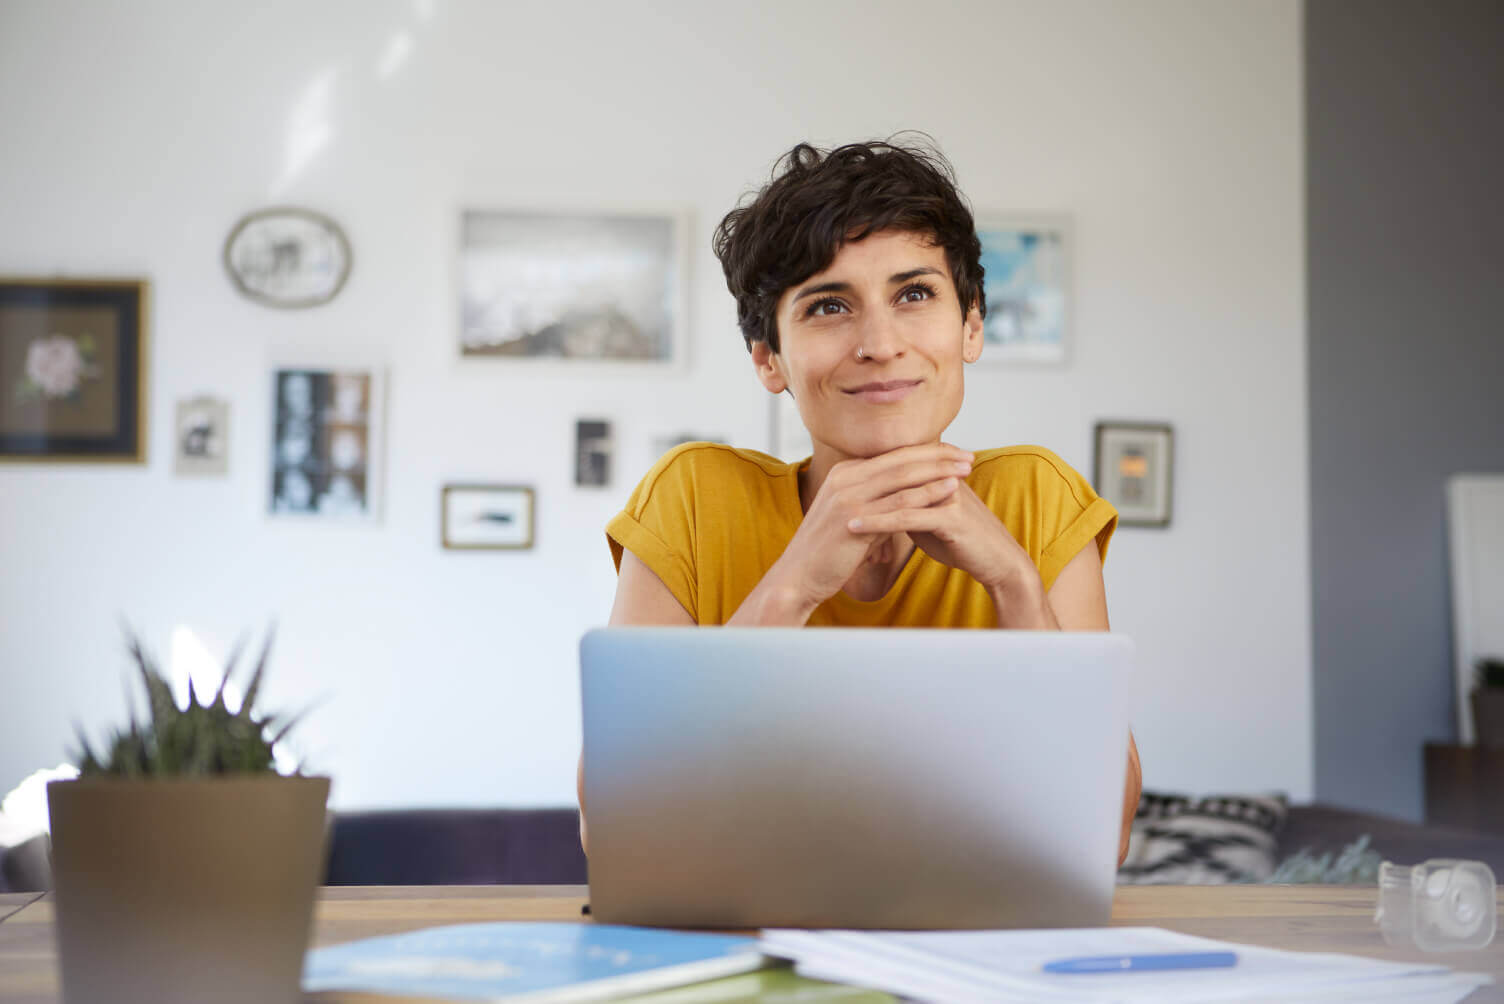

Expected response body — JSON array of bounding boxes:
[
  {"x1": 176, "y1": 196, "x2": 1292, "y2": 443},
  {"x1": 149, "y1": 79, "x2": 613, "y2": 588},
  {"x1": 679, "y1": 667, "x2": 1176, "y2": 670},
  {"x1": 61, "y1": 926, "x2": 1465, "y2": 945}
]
[
  {"x1": 750, "y1": 340, "x2": 789, "y2": 394},
  {"x1": 961, "y1": 300, "x2": 985, "y2": 364}
]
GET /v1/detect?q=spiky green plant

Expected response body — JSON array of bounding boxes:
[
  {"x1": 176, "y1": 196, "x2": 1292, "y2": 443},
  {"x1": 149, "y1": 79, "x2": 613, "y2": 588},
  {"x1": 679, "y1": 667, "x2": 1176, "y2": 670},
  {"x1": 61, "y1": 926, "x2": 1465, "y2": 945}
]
[{"x1": 73, "y1": 628, "x2": 305, "y2": 777}]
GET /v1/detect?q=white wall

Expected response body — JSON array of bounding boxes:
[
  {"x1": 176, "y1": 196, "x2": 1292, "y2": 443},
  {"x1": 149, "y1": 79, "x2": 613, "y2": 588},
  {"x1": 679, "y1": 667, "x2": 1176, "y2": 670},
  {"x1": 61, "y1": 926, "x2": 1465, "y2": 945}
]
[{"x1": 0, "y1": 0, "x2": 1308, "y2": 809}]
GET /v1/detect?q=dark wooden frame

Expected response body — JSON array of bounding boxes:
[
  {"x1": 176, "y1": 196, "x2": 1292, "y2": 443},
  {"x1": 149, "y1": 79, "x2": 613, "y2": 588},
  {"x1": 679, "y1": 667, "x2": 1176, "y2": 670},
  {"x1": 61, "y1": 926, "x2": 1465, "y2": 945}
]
[{"x1": 0, "y1": 278, "x2": 148, "y2": 463}]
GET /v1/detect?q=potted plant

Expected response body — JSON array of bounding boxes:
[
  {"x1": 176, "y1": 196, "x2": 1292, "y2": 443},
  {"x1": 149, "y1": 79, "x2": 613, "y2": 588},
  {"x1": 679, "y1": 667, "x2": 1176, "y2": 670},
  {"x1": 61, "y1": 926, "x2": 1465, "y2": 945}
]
[
  {"x1": 46, "y1": 629, "x2": 329, "y2": 1004},
  {"x1": 1473, "y1": 657, "x2": 1504, "y2": 749}
]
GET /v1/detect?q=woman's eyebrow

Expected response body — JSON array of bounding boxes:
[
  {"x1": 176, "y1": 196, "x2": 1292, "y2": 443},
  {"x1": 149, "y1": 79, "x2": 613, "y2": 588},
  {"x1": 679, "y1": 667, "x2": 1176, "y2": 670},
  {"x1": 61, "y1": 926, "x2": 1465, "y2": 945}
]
[
  {"x1": 789, "y1": 280, "x2": 851, "y2": 307},
  {"x1": 888, "y1": 266, "x2": 944, "y2": 284},
  {"x1": 790, "y1": 266, "x2": 944, "y2": 307}
]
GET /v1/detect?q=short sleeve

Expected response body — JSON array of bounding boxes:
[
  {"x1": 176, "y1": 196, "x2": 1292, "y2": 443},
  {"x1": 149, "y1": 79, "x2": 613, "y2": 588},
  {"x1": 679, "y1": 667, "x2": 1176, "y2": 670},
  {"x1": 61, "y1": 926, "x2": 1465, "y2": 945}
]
[
  {"x1": 605, "y1": 445, "x2": 700, "y2": 621},
  {"x1": 1033, "y1": 451, "x2": 1118, "y2": 591}
]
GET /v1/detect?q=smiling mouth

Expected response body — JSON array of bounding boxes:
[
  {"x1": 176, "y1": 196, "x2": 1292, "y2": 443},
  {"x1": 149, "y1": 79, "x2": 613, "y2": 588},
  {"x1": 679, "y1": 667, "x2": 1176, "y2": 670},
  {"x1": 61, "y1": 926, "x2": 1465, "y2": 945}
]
[{"x1": 844, "y1": 379, "x2": 922, "y2": 403}]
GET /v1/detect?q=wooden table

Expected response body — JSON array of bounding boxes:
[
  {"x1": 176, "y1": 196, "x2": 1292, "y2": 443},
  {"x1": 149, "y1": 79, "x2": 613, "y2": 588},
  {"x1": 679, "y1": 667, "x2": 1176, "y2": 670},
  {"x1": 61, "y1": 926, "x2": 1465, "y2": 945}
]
[{"x1": 2, "y1": 885, "x2": 1501, "y2": 1002}]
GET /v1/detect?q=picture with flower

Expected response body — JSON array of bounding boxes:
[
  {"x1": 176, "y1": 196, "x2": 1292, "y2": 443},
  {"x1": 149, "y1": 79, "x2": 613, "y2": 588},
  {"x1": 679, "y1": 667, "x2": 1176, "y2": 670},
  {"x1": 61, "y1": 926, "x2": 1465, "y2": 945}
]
[{"x1": 0, "y1": 279, "x2": 147, "y2": 462}]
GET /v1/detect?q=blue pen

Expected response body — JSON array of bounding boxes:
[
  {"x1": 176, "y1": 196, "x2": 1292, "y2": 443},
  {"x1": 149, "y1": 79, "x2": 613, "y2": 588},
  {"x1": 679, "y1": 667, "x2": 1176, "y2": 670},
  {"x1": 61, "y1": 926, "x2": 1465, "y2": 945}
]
[{"x1": 1043, "y1": 951, "x2": 1238, "y2": 974}]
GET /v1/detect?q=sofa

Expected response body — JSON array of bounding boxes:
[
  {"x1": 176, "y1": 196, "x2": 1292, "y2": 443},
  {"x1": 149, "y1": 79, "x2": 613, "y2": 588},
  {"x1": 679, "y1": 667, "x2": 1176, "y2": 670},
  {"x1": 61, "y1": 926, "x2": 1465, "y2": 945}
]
[{"x1": 5, "y1": 803, "x2": 1502, "y2": 892}]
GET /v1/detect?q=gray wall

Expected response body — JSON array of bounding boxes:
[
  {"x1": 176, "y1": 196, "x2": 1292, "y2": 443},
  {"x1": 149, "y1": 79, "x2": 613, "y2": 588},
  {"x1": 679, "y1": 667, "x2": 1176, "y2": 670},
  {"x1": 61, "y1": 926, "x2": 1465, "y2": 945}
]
[{"x1": 1308, "y1": 0, "x2": 1504, "y2": 820}]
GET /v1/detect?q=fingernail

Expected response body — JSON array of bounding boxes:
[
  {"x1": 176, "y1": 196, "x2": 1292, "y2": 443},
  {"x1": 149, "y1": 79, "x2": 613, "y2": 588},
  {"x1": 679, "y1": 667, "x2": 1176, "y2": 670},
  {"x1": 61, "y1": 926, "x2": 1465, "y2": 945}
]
[
  {"x1": 953, "y1": 462, "x2": 971, "y2": 474},
  {"x1": 847, "y1": 518, "x2": 862, "y2": 531}
]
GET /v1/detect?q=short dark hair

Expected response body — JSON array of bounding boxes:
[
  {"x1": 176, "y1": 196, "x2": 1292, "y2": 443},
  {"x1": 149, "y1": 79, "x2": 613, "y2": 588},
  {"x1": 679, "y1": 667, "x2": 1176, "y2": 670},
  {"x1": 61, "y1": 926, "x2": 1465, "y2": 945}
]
[{"x1": 712, "y1": 137, "x2": 986, "y2": 354}]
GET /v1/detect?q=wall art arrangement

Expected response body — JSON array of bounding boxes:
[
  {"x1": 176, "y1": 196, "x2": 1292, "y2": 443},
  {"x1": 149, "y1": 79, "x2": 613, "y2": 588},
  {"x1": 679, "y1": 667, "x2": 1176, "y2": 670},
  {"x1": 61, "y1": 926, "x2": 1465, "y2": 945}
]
[
  {"x1": 1094, "y1": 421, "x2": 1174, "y2": 528},
  {"x1": 173, "y1": 396, "x2": 229, "y2": 476},
  {"x1": 575, "y1": 419, "x2": 613, "y2": 488},
  {"x1": 224, "y1": 208, "x2": 352, "y2": 309},
  {"x1": 269, "y1": 367, "x2": 384, "y2": 520},
  {"x1": 0, "y1": 278, "x2": 148, "y2": 462},
  {"x1": 459, "y1": 209, "x2": 687, "y2": 365},
  {"x1": 975, "y1": 213, "x2": 1071, "y2": 365},
  {"x1": 441, "y1": 484, "x2": 535, "y2": 550}
]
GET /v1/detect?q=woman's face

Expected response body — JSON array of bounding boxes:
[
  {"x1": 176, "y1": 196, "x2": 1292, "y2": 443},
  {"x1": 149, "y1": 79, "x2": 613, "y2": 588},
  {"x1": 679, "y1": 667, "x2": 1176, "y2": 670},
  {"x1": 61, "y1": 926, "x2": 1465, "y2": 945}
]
[{"x1": 752, "y1": 229, "x2": 984, "y2": 460}]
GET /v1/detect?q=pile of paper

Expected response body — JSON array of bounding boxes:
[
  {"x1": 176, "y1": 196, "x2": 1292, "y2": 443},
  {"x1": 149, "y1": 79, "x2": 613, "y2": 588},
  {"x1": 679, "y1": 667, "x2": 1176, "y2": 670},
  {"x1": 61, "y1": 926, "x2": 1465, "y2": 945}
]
[{"x1": 759, "y1": 926, "x2": 1493, "y2": 1003}]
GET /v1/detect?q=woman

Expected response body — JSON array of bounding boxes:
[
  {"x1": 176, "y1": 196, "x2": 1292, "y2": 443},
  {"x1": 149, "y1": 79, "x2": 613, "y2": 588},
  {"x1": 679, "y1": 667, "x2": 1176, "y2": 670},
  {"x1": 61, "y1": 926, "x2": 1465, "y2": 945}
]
[{"x1": 582, "y1": 138, "x2": 1141, "y2": 863}]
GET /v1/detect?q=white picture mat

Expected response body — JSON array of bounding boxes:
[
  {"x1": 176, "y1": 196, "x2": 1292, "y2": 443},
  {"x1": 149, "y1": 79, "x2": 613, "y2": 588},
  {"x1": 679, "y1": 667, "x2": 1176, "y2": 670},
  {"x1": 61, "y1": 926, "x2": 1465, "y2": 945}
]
[
  {"x1": 1097, "y1": 425, "x2": 1172, "y2": 523},
  {"x1": 974, "y1": 212, "x2": 1072, "y2": 365},
  {"x1": 443, "y1": 486, "x2": 534, "y2": 548},
  {"x1": 1446, "y1": 474, "x2": 1504, "y2": 743}
]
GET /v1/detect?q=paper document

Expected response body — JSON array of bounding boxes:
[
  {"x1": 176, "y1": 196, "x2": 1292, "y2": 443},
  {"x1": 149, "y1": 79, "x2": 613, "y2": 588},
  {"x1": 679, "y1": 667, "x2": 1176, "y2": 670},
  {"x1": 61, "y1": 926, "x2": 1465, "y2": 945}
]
[{"x1": 760, "y1": 926, "x2": 1493, "y2": 1004}]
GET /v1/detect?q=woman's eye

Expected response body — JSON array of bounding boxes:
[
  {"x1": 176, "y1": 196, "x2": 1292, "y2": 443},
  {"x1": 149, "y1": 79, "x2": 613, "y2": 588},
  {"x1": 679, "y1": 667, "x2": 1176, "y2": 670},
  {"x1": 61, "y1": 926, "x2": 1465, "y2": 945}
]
[
  {"x1": 806, "y1": 298, "x2": 847, "y2": 317},
  {"x1": 898, "y1": 284, "x2": 935, "y2": 304}
]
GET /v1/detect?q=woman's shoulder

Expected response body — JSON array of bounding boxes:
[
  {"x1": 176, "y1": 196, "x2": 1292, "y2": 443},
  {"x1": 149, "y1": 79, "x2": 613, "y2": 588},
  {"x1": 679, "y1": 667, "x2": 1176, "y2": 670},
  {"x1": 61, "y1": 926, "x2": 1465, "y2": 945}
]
[
  {"x1": 970, "y1": 445, "x2": 1100, "y2": 507},
  {"x1": 630, "y1": 441, "x2": 795, "y2": 502}
]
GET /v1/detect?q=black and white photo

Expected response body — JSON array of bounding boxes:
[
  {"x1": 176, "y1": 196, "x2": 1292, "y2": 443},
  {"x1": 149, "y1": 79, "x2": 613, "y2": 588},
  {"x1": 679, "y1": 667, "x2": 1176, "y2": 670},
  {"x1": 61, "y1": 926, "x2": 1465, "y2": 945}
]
[
  {"x1": 173, "y1": 396, "x2": 229, "y2": 476},
  {"x1": 575, "y1": 419, "x2": 612, "y2": 487},
  {"x1": 269, "y1": 367, "x2": 383, "y2": 519}
]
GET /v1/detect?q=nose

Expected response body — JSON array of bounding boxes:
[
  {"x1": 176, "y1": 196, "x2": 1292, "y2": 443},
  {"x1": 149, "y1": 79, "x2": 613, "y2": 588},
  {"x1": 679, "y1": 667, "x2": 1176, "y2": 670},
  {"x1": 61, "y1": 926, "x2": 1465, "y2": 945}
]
[{"x1": 855, "y1": 310, "x2": 905, "y2": 362}]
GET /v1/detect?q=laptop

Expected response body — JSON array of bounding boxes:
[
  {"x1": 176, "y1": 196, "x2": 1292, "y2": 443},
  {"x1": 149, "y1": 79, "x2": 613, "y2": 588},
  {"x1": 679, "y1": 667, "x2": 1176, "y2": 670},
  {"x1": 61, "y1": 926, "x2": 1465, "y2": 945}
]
[{"x1": 579, "y1": 627, "x2": 1134, "y2": 930}]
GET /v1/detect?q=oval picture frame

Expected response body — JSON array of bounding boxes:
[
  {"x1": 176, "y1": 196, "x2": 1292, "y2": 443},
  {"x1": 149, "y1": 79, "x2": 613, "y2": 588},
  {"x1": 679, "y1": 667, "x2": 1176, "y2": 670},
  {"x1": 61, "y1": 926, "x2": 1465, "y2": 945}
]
[{"x1": 223, "y1": 207, "x2": 352, "y2": 309}]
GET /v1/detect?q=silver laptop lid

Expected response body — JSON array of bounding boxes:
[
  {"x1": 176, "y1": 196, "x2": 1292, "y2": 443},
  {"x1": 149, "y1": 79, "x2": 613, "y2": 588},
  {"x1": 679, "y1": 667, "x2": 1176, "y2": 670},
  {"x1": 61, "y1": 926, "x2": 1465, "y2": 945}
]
[{"x1": 581, "y1": 627, "x2": 1133, "y2": 930}]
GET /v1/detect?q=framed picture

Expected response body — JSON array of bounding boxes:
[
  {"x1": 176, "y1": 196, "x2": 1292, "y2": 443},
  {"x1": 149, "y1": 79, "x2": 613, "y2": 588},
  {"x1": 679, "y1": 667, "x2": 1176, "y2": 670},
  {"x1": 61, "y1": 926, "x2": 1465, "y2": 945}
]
[
  {"x1": 0, "y1": 279, "x2": 148, "y2": 463},
  {"x1": 269, "y1": 367, "x2": 385, "y2": 520},
  {"x1": 223, "y1": 208, "x2": 352, "y2": 309},
  {"x1": 459, "y1": 208, "x2": 688, "y2": 366},
  {"x1": 1094, "y1": 421, "x2": 1174, "y2": 528},
  {"x1": 174, "y1": 395, "x2": 229, "y2": 476},
  {"x1": 441, "y1": 484, "x2": 535, "y2": 550},
  {"x1": 975, "y1": 213, "x2": 1071, "y2": 364},
  {"x1": 575, "y1": 419, "x2": 613, "y2": 487},
  {"x1": 769, "y1": 391, "x2": 812, "y2": 463}
]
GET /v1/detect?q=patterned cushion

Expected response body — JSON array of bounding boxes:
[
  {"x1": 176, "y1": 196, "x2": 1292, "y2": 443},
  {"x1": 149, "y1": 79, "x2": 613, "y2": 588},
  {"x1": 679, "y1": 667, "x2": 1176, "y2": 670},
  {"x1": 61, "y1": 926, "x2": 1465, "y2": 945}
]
[{"x1": 1117, "y1": 791, "x2": 1288, "y2": 884}]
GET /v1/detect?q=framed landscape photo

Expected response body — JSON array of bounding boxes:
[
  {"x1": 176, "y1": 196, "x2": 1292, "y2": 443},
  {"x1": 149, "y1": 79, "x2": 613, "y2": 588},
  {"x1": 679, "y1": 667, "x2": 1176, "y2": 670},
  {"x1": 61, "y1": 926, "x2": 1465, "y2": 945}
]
[
  {"x1": 441, "y1": 484, "x2": 535, "y2": 550},
  {"x1": 459, "y1": 208, "x2": 688, "y2": 367},
  {"x1": 0, "y1": 279, "x2": 148, "y2": 462},
  {"x1": 268, "y1": 366, "x2": 385, "y2": 521},
  {"x1": 1094, "y1": 421, "x2": 1174, "y2": 528},
  {"x1": 975, "y1": 214, "x2": 1071, "y2": 365}
]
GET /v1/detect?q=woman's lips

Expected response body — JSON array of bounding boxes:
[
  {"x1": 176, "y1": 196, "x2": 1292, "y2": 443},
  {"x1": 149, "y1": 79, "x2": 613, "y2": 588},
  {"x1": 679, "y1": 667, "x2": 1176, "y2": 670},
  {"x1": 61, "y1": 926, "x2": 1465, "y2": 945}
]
[{"x1": 843, "y1": 379, "x2": 922, "y2": 403}]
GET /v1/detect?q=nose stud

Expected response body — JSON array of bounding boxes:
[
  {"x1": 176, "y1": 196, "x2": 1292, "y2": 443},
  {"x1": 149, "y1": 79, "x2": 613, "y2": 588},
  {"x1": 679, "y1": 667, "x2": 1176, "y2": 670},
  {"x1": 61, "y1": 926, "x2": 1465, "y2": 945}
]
[{"x1": 856, "y1": 346, "x2": 867, "y2": 360}]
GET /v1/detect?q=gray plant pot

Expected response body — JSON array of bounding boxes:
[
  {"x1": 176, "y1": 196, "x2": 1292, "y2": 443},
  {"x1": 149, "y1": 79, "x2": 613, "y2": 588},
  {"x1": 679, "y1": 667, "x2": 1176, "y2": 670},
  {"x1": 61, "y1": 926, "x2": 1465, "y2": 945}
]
[
  {"x1": 46, "y1": 775, "x2": 330, "y2": 1004},
  {"x1": 1473, "y1": 689, "x2": 1504, "y2": 749}
]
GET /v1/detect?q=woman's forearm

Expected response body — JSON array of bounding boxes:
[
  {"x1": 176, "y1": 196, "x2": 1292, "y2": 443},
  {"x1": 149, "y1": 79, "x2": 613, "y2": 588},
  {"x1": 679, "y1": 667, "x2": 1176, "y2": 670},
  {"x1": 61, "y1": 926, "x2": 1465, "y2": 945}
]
[
  {"x1": 727, "y1": 560, "x2": 819, "y2": 626},
  {"x1": 986, "y1": 572, "x2": 1059, "y2": 630}
]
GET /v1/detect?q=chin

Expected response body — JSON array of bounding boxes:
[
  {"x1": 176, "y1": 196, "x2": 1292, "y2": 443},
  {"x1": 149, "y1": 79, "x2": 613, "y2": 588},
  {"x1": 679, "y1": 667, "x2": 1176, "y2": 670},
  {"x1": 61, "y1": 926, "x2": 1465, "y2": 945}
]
[{"x1": 833, "y1": 422, "x2": 945, "y2": 459}]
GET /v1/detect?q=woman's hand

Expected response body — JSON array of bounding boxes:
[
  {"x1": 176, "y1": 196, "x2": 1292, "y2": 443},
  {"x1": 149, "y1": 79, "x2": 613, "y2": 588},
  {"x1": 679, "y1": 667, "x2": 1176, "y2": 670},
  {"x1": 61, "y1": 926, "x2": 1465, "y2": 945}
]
[
  {"x1": 757, "y1": 443, "x2": 975, "y2": 617},
  {"x1": 847, "y1": 479, "x2": 1034, "y2": 595}
]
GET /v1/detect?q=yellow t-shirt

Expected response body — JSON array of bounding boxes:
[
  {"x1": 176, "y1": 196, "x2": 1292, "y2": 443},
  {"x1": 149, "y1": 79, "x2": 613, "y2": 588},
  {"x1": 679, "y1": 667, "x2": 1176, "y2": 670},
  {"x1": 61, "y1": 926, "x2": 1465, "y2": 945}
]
[{"x1": 606, "y1": 443, "x2": 1118, "y2": 627}]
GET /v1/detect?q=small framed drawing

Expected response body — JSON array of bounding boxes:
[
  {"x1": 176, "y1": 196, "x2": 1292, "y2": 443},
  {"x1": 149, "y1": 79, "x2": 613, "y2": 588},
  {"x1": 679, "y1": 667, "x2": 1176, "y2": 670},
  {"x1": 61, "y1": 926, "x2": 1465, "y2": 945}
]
[
  {"x1": 223, "y1": 208, "x2": 352, "y2": 309},
  {"x1": 459, "y1": 208, "x2": 688, "y2": 367},
  {"x1": 1094, "y1": 421, "x2": 1174, "y2": 528},
  {"x1": 174, "y1": 395, "x2": 229, "y2": 475},
  {"x1": 441, "y1": 484, "x2": 535, "y2": 550},
  {"x1": 269, "y1": 367, "x2": 385, "y2": 520},
  {"x1": 0, "y1": 279, "x2": 148, "y2": 463},
  {"x1": 975, "y1": 213, "x2": 1071, "y2": 364}
]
